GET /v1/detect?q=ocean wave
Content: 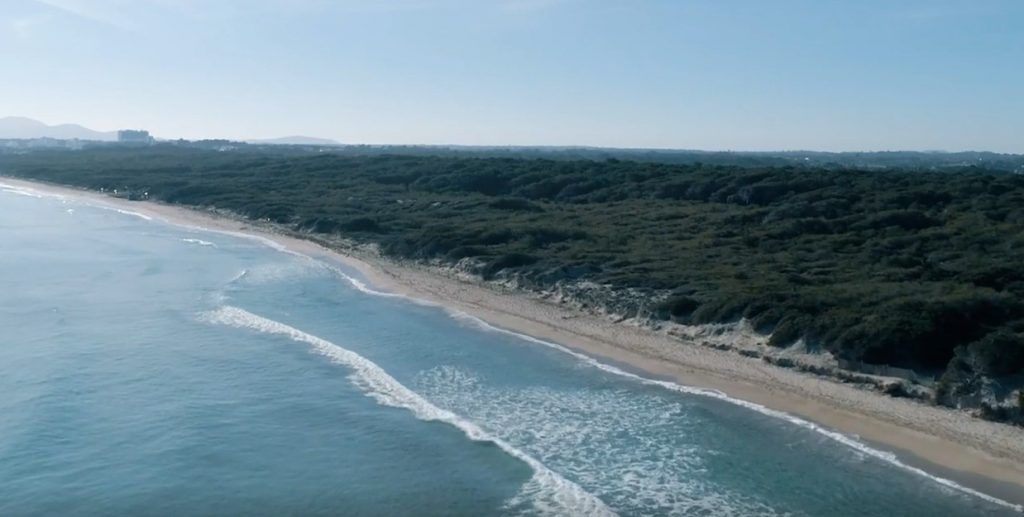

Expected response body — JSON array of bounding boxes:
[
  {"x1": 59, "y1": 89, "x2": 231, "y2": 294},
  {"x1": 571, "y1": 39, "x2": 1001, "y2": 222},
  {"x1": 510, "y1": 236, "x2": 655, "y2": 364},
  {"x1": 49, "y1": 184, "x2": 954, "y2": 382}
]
[
  {"x1": 415, "y1": 365, "x2": 782, "y2": 516},
  {"x1": 232, "y1": 261, "x2": 327, "y2": 285},
  {"x1": 0, "y1": 183, "x2": 50, "y2": 199},
  {"x1": 182, "y1": 238, "x2": 216, "y2": 247},
  {"x1": 174, "y1": 223, "x2": 309, "y2": 259},
  {"x1": 107, "y1": 207, "x2": 153, "y2": 220},
  {"x1": 325, "y1": 269, "x2": 1023, "y2": 513},
  {"x1": 337, "y1": 271, "x2": 436, "y2": 308},
  {"x1": 445, "y1": 311, "x2": 1024, "y2": 514},
  {"x1": 200, "y1": 305, "x2": 615, "y2": 517},
  {"x1": 0, "y1": 181, "x2": 155, "y2": 221},
  {"x1": 31, "y1": 183, "x2": 1011, "y2": 513}
]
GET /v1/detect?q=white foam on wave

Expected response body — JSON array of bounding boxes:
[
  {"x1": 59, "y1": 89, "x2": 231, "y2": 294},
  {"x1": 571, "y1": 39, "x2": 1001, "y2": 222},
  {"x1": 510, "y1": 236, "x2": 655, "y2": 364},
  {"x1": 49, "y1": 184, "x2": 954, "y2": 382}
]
[
  {"x1": 0, "y1": 183, "x2": 52, "y2": 199},
  {"x1": 109, "y1": 207, "x2": 153, "y2": 220},
  {"x1": 0, "y1": 181, "x2": 299, "y2": 257},
  {"x1": 415, "y1": 365, "x2": 781, "y2": 516},
  {"x1": 0, "y1": 181, "x2": 157, "y2": 221},
  {"x1": 339, "y1": 272, "x2": 436, "y2": 308},
  {"x1": 174, "y1": 222, "x2": 307, "y2": 258},
  {"x1": 19, "y1": 181, "x2": 1009, "y2": 512},
  {"x1": 446, "y1": 311, "x2": 1024, "y2": 513},
  {"x1": 200, "y1": 305, "x2": 615, "y2": 517},
  {"x1": 324, "y1": 268, "x2": 1023, "y2": 513},
  {"x1": 235, "y1": 261, "x2": 328, "y2": 286},
  {"x1": 218, "y1": 230, "x2": 294, "y2": 255},
  {"x1": 181, "y1": 238, "x2": 216, "y2": 247}
]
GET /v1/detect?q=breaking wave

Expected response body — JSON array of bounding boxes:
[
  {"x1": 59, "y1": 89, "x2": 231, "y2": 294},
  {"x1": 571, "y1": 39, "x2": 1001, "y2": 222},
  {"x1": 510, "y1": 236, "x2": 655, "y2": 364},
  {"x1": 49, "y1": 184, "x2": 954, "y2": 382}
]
[
  {"x1": 0, "y1": 181, "x2": 151, "y2": 220},
  {"x1": 445, "y1": 311, "x2": 1024, "y2": 513},
  {"x1": 200, "y1": 305, "x2": 615, "y2": 516},
  {"x1": 0, "y1": 182, "x2": 53, "y2": 199},
  {"x1": 109, "y1": 208, "x2": 152, "y2": 220},
  {"x1": 415, "y1": 365, "x2": 783, "y2": 516},
  {"x1": 182, "y1": 238, "x2": 216, "y2": 247},
  {"x1": 17, "y1": 177, "x2": 1011, "y2": 513},
  {"x1": 327, "y1": 269, "x2": 1023, "y2": 513}
]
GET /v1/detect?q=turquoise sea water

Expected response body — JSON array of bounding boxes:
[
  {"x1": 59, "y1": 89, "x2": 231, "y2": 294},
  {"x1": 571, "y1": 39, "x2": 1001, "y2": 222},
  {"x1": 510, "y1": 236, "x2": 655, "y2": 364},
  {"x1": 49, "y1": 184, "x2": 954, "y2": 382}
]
[{"x1": 0, "y1": 182, "x2": 1019, "y2": 516}]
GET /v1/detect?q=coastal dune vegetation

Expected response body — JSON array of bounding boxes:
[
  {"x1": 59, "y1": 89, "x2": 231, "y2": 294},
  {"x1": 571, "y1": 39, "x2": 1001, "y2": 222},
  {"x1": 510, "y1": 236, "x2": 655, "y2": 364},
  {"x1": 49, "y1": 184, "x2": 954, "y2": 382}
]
[{"x1": 3, "y1": 144, "x2": 1023, "y2": 423}]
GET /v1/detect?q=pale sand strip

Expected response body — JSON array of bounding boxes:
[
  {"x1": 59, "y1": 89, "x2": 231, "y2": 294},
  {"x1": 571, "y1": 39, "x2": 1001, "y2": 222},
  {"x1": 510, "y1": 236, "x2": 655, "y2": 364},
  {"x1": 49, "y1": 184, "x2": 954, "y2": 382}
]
[{"x1": 4, "y1": 176, "x2": 1023, "y2": 508}]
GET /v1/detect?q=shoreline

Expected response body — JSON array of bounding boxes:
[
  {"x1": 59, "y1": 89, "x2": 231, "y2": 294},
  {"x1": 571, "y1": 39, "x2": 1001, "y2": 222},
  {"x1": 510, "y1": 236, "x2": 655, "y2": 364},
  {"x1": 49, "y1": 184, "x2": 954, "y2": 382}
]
[{"x1": 4, "y1": 176, "x2": 1024, "y2": 509}]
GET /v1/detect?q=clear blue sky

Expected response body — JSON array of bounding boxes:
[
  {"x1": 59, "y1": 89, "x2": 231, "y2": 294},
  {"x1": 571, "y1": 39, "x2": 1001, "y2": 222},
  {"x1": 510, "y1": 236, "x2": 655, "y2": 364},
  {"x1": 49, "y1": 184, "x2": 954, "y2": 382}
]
[{"x1": 2, "y1": 0, "x2": 1022, "y2": 151}]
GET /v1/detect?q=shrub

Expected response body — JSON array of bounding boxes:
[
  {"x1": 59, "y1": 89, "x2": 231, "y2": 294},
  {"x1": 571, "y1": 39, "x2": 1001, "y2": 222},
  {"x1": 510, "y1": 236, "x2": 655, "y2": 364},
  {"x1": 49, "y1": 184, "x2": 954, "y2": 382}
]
[
  {"x1": 656, "y1": 295, "x2": 700, "y2": 321},
  {"x1": 482, "y1": 253, "x2": 539, "y2": 279},
  {"x1": 340, "y1": 217, "x2": 382, "y2": 233},
  {"x1": 489, "y1": 198, "x2": 542, "y2": 211},
  {"x1": 966, "y1": 330, "x2": 1024, "y2": 376}
]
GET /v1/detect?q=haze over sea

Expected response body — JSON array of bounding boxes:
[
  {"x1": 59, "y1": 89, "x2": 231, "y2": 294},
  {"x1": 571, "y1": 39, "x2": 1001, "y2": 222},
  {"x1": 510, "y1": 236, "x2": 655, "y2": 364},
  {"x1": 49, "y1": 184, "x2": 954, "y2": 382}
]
[{"x1": 0, "y1": 183, "x2": 1017, "y2": 516}]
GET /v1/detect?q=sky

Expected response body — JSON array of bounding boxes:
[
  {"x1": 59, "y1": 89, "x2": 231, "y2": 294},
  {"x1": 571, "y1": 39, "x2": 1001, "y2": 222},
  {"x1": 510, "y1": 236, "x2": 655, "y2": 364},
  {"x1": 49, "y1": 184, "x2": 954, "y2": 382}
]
[{"x1": 1, "y1": 0, "x2": 1022, "y2": 151}]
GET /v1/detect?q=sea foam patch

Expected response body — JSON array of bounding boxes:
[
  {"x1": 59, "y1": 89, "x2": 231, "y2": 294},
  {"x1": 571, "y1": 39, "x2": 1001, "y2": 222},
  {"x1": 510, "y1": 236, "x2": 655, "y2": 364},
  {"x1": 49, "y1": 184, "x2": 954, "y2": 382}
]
[
  {"x1": 0, "y1": 181, "x2": 154, "y2": 221},
  {"x1": 38, "y1": 179, "x2": 1015, "y2": 514},
  {"x1": 200, "y1": 305, "x2": 615, "y2": 517},
  {"x1": 323, "y1": 267, "x2": 1023, "y2": 514},
  {"x1": 414, "y1": 365, "x2": 781, "y2": 516},
  {"x1": 444, "y1": 310, "x2": 1024, "y2": 514},
  {"x1": 0, "y1": 182, "x2": 51, "y2": 197},
  {"x1": 182, "y1": 238, "x2": 216, "y2": 247}
]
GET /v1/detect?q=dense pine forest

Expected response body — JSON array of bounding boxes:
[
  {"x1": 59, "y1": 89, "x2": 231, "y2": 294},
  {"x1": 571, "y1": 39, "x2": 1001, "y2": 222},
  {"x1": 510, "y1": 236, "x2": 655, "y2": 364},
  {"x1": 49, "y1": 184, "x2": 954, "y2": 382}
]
[{"x1": 3, "y1": 144, "x2": 1023, "y2": 421}]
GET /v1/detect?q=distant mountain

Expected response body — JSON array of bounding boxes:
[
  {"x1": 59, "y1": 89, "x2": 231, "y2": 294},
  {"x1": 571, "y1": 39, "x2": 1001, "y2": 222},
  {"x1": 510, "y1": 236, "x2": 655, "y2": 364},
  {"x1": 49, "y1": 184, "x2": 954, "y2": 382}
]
[
  {"x1": 246, "y1": 136, "x2": 342, "y2": 146},
  {"x1": 0, "y1": 117, "x2": 117, "y2": 141}
]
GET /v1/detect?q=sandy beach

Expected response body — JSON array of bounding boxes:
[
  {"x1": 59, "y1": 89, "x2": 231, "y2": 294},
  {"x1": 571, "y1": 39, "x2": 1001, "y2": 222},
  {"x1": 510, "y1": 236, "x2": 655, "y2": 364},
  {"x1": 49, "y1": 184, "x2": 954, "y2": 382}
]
[{"x1": 5, "y1": 176, "x2": 1024, "y2": 509}]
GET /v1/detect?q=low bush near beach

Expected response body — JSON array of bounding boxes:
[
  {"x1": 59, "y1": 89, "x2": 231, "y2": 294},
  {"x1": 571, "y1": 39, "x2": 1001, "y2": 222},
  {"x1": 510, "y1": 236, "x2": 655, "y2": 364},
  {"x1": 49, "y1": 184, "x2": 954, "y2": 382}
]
[{"x1": 4, "y1": 144, "x2": 1024, "y2": 411}]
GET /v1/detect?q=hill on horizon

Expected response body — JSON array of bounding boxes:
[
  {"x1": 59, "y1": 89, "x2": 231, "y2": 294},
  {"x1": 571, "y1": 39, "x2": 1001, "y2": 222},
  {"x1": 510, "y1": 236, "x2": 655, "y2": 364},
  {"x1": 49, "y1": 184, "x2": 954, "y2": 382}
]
[
  {"x1": 0, "y1": 116, "x2": 117, "y2": 141},
  {"x1": 2, "y1": 117, "x2": 1021, "y2": 173},
  {"x1": 0, "y1": 117, "x2": 344, "y2": 147}
]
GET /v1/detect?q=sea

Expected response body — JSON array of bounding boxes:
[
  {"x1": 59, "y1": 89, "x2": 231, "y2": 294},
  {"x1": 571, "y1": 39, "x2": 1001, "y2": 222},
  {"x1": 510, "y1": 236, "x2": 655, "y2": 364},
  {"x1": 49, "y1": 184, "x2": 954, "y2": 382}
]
[{"x1": 0, "y1": 181, "x2": 1019, "y2": 516}]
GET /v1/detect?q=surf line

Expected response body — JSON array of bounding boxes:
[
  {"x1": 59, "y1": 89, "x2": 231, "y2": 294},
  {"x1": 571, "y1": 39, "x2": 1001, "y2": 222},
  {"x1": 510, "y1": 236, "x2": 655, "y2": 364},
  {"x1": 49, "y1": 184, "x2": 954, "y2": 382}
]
[
  {"x1": 333, "y1": 268, "x2": 1024, "y2": 514},
  {"x1": 31, "y1": 181, "x2": 1016, "y2": 513},
  {"x1": 201, "y1": 305, "x2": 615, "y2": 517},
  {"x1": 0, "y1": 180, "x2": 153, "y2": 220}
]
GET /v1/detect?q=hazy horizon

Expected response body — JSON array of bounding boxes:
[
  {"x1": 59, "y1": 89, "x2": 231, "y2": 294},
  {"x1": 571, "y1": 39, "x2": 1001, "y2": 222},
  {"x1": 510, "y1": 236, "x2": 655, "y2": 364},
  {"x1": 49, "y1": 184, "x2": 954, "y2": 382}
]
[
  {"x1": 3, "y1": 0, "x2": 1022, "y2": 152},
  {"x1": 5, "y1": 114, "x2": 1024, "y2": 155}
]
